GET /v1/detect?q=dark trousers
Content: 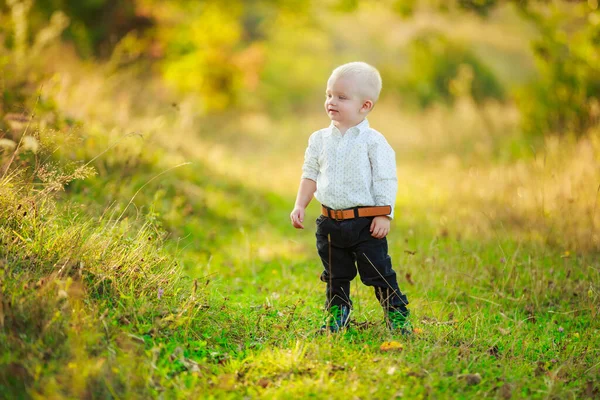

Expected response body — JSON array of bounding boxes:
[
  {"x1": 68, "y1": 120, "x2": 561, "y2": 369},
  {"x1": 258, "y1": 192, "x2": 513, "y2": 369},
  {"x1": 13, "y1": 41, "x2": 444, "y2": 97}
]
[{"x1": 315, "y1": 215, "x2": 409, "y2": 311}]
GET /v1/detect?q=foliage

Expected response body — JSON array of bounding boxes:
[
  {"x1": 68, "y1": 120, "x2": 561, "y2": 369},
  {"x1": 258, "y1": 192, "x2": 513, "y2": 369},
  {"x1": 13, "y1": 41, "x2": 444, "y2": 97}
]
[
  {"x1": 457, "y1": 0, "x2": 498, "y2": 16},
  {"x1": 2, "y1": 94, "x2": 599, "y2": 397},
  {"x1": 9, "y1": 0, "x2": 152, "y2": 57},
  {"x1": 1, "y1": 0, "x2": 71, "y2": 120},
  {"x1": 514, "y1": 2, "x2": 600, "y2": 137},
  {"x1": 256, "y1": 12, "x2": 334, "y2": 114},
  {"x1": 157, "y1": 1, "x2": 319, "y2": 113},
  {"x1": 1, "y1": 1, "x2": 600, "y2": 398},
  {"x1": 396, "y1": 31, "x2": 505, "y2": 108},
  {"x1": 159, "y1": 2, "x2": 247, "y2": 112},
  {"x1": 0, "y1": 101, "x2": 221, "y2": 399}
]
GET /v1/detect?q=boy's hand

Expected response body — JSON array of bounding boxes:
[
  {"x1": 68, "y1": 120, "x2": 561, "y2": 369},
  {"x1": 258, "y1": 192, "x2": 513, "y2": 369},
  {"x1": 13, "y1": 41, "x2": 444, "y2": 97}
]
[
  {"x1": 290, "y1": 207, "x2": 306, "y2": 229},
  {"x1": 370, "y1": 216, "x2": 391, "y2": 238}
]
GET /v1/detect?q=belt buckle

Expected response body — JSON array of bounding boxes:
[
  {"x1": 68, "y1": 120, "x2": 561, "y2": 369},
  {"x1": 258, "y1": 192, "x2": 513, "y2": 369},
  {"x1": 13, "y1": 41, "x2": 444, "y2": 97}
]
[{"x1": 333, "y1": 209, "x2": 344, "y2": 221}]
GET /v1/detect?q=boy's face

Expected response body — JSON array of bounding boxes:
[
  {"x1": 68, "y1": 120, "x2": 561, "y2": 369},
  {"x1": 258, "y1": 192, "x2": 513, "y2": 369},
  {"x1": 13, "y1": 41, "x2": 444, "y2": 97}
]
[{"x1": 324, "y1": 75, "x2": 371, "y2": 130}]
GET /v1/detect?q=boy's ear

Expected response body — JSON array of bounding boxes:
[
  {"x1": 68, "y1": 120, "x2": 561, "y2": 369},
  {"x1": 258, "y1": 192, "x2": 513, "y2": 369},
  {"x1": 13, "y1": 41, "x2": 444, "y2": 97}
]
[{"x1": 361, "y1": 100, "x2": 374, "y2": 113}]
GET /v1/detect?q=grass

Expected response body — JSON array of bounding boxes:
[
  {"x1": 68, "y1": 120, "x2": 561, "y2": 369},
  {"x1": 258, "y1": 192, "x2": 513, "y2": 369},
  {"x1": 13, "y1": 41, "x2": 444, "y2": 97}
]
[
  {"x1": 2, "y1": 89, "x2": 599, "y2": 399},
  {"x1": 1, "y1": 18, "x2": 600, "y2": 400}
]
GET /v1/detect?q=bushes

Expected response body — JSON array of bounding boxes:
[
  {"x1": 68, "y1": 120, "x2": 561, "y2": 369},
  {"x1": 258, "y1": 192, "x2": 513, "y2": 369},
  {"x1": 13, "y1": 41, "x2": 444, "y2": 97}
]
[
  {"x1": 0, "y1": 118, "x2": 202, "y2": 397},
  {"x1": 23, "y1": 0, "x2": 153, "y2": 57},
  {"x1": 394, "y1": 31, "x2": 505, "y2": 108},
  {"x1": 515, "y1": 2, "x2": 600, "y2": 137},
  {"x1": 392, "y1": 1, "x2": 599, "y2": 140}
]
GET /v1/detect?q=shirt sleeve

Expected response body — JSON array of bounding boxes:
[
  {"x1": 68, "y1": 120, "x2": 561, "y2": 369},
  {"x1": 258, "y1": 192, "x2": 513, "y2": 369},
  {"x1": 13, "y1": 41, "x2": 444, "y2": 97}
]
[
  {"x1": 301, "y1": 132, "x2": 320, "y2": 182},
  {"x1": 369, "y1": 134, "x2": 398, "y2": 219}
]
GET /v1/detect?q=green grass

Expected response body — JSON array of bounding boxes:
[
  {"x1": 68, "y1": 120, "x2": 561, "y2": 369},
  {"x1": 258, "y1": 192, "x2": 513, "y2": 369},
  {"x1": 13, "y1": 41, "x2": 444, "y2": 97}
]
[
  {"x1": 2, "y1": 102, "x2": 598, "y2": 399},
  {"x1": 1, "y1": 29, "x2": 599, "y2": 400}
]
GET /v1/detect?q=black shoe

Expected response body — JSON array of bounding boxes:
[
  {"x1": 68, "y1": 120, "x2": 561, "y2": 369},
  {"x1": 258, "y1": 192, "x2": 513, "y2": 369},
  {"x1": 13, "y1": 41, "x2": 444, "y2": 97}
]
[
  {"x1": 386, "y1": 308, "x2": 413, "y2": 335},
  {"x1": 320, "y1": 305, "x2": 351, "y2": 333}
]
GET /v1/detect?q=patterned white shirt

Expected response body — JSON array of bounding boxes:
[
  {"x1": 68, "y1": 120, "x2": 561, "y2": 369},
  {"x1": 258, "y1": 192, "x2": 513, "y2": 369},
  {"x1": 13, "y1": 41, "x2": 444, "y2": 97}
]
[{"x1": 301, "y1": 119, "x2": 398, "y2": 218}]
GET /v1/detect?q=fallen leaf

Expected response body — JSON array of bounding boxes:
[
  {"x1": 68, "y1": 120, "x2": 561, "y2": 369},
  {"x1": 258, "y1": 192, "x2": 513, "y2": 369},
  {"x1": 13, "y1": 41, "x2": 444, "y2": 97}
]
[
  {"x1": 380, "y1": 341, "x2": 403, "y2": 352},
  {"x1": 459, "y1": 373, "x2": 481, "y2": 386},
  {"x1": 330, "y1": 364, "x2": 346, "y2": 372},
  {"x1": 500, "y1": 383, "x2": 512, "y2": 399},
  {"x1": 257, "y1": 378, "x2": 270, "y2": 388},
  {"x1": 534, "y1": 361, "x2": 546, "y2": 377},
  {"x1": 488, "y1": 345, "x2": 500, "y2": 359},
  {"x1": 407, "y1": 370, "x2": 427, "y2": 378}
]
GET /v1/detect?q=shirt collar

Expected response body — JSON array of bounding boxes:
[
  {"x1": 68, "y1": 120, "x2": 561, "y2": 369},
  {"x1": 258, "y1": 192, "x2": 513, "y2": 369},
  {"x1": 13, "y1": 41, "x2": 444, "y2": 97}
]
[{"x1": 328, "y1": 118, "x2": 370, "y2": 137}]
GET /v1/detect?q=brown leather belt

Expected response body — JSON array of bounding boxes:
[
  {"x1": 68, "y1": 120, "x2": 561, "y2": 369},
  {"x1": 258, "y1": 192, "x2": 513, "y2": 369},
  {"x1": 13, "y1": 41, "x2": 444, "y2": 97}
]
[{"x1": 321, "y1": 205, "x2": 392, "y2": 221}]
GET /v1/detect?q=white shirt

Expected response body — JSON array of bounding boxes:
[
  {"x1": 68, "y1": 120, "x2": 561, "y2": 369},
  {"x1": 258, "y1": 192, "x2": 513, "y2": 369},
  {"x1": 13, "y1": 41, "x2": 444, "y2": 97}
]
[{"x1": 301, "y1": 119, "x2": 398, "y2": 218}]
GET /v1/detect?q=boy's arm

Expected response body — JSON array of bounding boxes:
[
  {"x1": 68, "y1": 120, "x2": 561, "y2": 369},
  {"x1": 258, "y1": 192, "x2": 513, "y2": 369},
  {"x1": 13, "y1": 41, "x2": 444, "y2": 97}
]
[
  {"x1": 291, "y1": 131, "x2": 320, "y2": 229},
  {"x1": 368, "y1": 134, "x2": 397, "y2": 238},
  {"x1": 290, "y1": 178, "x2": 317, "y2": 229},
  {"x1": 369, "y1": 135, "x2": 398, "y2": 219}
]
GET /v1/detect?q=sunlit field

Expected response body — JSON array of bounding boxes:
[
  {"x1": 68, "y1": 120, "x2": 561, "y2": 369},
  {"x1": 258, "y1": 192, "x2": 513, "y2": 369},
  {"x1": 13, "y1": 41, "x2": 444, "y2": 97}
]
[{"x1": 1, "y1": 1, "x2": 599, "y2": 399}]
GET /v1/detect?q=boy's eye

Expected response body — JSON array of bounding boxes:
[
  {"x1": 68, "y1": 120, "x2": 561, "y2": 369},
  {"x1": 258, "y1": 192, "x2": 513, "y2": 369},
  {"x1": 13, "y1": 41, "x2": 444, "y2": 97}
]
[{"x1": 339, "y1": 96, "x2": 347, "y2": 100}]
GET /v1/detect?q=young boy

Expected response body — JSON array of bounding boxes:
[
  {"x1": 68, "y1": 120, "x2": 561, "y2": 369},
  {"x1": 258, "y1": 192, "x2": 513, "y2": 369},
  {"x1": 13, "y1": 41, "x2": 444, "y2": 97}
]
[{"x1": 290, "y1": 62, "x2": 411, "y2": 334}]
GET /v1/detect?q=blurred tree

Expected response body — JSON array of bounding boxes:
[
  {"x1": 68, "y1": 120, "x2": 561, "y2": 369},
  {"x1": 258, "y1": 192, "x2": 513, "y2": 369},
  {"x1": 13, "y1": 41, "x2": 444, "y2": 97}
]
[
  {"x1": 391, "y1": 0, "x2": 417, "y2": 17},
  {"x1": 160, "y1": 2, "x2": 245, "y2": 111},
  {"x1": 256, "y1": 10, "x2": 333, "y2": 115},
  {"x1": 457, "y1": 0, "x2": 498, "y2": 16},
  {"x1": 29, "y1": 0, "x2": 153, "y2": 57},
  {"x1": 397, "y1": 31, "x2": 505, "y2": 108},
  {"x1": 394, "y1": 0, "x2": 599, "y2": 136},
  {"x1": 1, "y1": 0, "x2": 70, "y2": 119},
  {"x1": 514, "y1": 1, "x2": 600, "y2": 136},
  {"x1": 3, "y1": 0, "x2": 597, "y2": 134},
  {"x1": 158, "y1": 0, "x2": 314, "y2": 113},
  {"x1": 426, "y1": 0, "x2": 599, "y2": 136}
]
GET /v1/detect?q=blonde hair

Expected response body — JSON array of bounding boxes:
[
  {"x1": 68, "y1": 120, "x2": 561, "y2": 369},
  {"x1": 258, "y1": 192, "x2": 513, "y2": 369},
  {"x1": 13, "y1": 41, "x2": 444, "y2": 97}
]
[{"x1": 328, "y1": 62, "x2": 383, "y2": 102}]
